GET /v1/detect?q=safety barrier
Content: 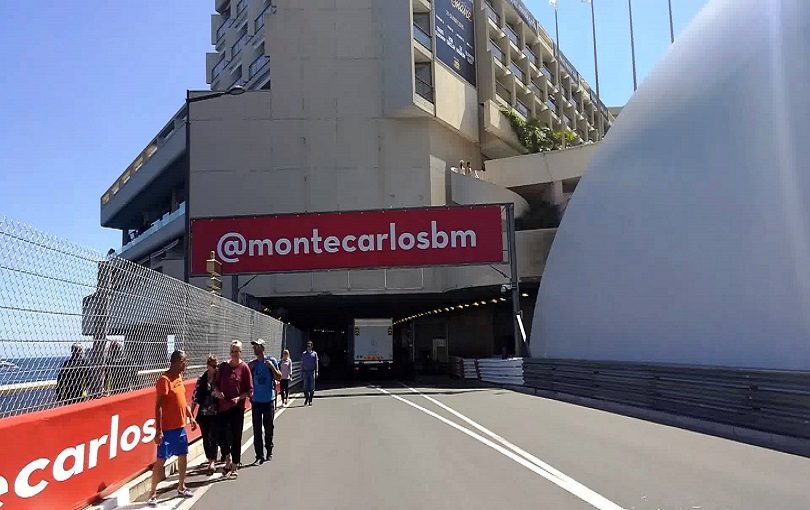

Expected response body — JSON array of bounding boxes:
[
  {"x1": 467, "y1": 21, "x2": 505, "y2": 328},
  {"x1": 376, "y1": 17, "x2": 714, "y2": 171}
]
[
  {"x1": 522, "y1": 359, "x2": 810, "y2": 440},
  {"x1": 0, "y1": 216, "x2": 288, "y2": 509},
  {"x1": 477, "y1": 358, "x2": 524, "y2": 385},
  {"x1": 449, "y1": 356, "x2": 479, "y2": 379},
  {"x1": 0, "y1": 216, "x2": 285, "y2": 419},
  {"x1": 290, "y1": 361, "x2": 302, "y2": 386},
  {"x1": 449, "y1": 357, "x2": 522, "y2": 383}
]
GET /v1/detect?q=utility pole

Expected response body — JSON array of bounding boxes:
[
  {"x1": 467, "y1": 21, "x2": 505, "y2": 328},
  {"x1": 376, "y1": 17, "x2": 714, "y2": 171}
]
[{"x1": 505, "y1": 204, "x2": 524, "y2": 356}]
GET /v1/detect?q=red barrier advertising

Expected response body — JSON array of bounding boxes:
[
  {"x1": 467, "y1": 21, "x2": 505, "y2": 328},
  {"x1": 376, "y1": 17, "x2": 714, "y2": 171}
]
[
  {"x1": 191, "y1": 205, "x2": 504, "y2": 275},
  {"x1": 0, "y1": 381, "x2": 199, "y2": 510}
]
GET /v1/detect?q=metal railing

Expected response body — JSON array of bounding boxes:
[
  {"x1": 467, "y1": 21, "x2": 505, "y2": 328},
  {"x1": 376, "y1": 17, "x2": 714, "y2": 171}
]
[
  {"x1": 413, "y1": 23, "x2": 432, "y2": 50},
  {"x1": 0, "y1": 216, "x2": 285, "y2": 419},
  {"x1": 522, "y1": 359, "x2": 810, "y2": 439}
]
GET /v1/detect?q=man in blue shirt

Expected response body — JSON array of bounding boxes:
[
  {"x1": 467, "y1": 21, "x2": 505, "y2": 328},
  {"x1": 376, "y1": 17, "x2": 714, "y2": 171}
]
[
  {"x1": 301, "y1": 340, "x2": 319, "y2": 406},
  {"x1": 249, "y1": 339, "x2": 281, "y2": 464}
]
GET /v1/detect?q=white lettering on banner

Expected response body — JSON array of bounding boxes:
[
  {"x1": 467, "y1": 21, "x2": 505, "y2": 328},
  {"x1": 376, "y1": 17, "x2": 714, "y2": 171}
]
[
  {"x1": 218, "y1": 232, "x2": 248, "y2": 263},
  {"x1": 87, "y1": 435, "x2": 108, "y2": 469},
  {"x1": 324, "y1": 236, "x2": 340, "y2": 254},
  {"x1": 53, "y1": 445, "x2": 85, "y2": 482},
  {"x1": 214, "y1": 220, "x2": 479, "y2": 264},
  {"x1": 142, "y1": 419, "x2": 157, "y2": 444},
  {"x1": 120, "y1": 425, "x2": 141, "y2": 452},
  {"x1": 0, "y1": 476, "x2": 7, "y2": 507},
  {"x1": 109, "y1": 414, "x2": 119, "y2": 459},
  {"x1": 14, "y1": 459, "x2": 49, "y2": 499},
  {"x1": 0, "y1": 415, "x2": 160, "y2": 507}
]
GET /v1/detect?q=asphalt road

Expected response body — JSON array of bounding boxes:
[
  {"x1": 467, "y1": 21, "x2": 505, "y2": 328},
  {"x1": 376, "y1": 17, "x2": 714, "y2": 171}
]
[{"x1": 152, "y1": 379, "x2": 810, "y2": 510}]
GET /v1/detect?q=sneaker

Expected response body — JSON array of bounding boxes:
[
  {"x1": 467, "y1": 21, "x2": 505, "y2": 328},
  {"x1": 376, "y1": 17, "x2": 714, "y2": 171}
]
[
  {"x1": 147, "y1": 495, "x2": 158, "y2": 507},
  {"x1": 177, "y1": 488, "x2": 194, "y2": 498},
  {"x1": 253, "y1": 457, "x2": 265, "y2": 466}
]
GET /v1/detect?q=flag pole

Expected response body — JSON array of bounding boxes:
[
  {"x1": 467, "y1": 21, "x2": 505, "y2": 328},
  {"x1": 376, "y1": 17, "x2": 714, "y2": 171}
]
[
  {"x1": 668, "y1": 0, "x2": 675, "y2": 43},
  {"x1": 587, "y1": 1, "x2": 600, "y2": 107},
  {"x1": 628, "y1": 0, "x2": 637, "y2": 90}
]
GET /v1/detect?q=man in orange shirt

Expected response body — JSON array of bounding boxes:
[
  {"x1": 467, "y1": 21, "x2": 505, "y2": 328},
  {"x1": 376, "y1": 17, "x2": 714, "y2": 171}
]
[{"x1": 147, "y1": 350, "x2": 197, "y2": 507}]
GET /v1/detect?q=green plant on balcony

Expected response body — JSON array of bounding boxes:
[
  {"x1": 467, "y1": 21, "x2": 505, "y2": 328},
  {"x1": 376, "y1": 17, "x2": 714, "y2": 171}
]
[{"x1": 502, "y1": 109, "x2": 577, "y2": 153}]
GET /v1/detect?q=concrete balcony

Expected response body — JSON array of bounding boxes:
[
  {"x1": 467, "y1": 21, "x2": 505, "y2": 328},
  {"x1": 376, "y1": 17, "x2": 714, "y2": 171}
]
[
  {"x1": 481, "y1": 143, "x2": 599, "y2": 199},
  {"x1": 480, "y1": 100, "x2": 525, "y2": 159},
  {"x1": 100, "y1": 113, "x2": 186, "y2": 229},
  {"x1": 117, "y1": 204, "x2": 186, "y2": 262},
  {"x1": 449, "y1": 171, "x2": 529, "y2": 217}
]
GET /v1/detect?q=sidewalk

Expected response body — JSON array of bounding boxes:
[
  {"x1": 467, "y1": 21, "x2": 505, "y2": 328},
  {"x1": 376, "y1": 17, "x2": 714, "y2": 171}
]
[{"x1": 93, "y1": 393, "x2": 300, "y2": 510}]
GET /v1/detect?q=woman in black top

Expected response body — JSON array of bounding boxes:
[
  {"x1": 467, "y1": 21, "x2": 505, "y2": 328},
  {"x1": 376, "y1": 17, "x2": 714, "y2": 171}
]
[{"x1": 191, "y1": 355, "x2": 221, "y2": 475}]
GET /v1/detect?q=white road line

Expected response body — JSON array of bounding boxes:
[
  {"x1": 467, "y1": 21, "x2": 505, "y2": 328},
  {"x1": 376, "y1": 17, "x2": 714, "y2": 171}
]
[
  {"x1": 171, "y1": 394, "x2": 300, "y2": 510},
  {"x1": 375, "y1": 386, "x2": 624, "y2": 510},
  {"x1": 400, "y1": 383, "x2": 615, "y2": 500}
]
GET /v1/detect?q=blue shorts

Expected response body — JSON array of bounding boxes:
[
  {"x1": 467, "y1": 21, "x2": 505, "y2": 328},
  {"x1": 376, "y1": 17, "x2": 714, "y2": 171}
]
[{"x1": 157, "y1": 427, "x2": 189, "y2": 459}]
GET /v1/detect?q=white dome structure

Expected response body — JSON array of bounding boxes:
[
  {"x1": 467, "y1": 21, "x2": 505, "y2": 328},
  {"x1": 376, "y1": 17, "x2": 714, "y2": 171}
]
[{"x1": 531, "y1": 0, "x2": 810, "y2": 369}]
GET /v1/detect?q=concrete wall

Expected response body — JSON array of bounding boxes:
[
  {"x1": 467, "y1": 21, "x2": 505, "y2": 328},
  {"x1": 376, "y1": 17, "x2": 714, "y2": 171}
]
[{"x1": 483, "y1": 143, "x2": 597, "y2": 189}]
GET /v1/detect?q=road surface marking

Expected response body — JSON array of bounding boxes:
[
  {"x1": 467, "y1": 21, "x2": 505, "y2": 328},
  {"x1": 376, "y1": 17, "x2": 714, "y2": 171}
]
[
  {"x1": 401, "y1": 383, "x2": 614, "y2": 499},
  {"x1": 173, "y1": 394, "x2": 299, "y2": 510},
  {"x1": 375, "y1": 386, "x2": 624, "y2": 510}
]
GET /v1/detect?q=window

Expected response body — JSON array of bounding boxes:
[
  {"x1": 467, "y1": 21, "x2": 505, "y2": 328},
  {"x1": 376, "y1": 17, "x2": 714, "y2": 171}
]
[
  {"x1": 509, "y1": 62, "x2": 526, "y2": 84},
  {"x1": 413, "y1": 13, "x2": 432, "y2": 50},
  {"x1": 495, "y1": 81, "x2": 511, "y2": 105},
  {"x1": 231, "y1": 26, "x2": 249, "y2": 57},
  {"x1": 488, "y1": 39, "x2": 504, "y2": 63},
  {"x1": 414, "y1": 63, "x2": 433, "y2": 102},
  {"x1": 505, "y1": 24, "x2": 519, "y2": 46}
]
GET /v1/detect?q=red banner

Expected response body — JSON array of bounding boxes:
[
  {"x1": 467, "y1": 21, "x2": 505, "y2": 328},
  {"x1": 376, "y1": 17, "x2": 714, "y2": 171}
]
[
  {"x1": 0, "y1": 381, "x2": 199, "y2": 510},
  {"x1": 191, "y1": 205, "x2": 504, "y2": 275}
]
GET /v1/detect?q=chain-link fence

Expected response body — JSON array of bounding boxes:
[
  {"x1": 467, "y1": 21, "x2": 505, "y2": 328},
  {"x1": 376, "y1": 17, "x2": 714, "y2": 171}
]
[{"x1": 0, "y1": 216, "x2": 284, "y2": 419}]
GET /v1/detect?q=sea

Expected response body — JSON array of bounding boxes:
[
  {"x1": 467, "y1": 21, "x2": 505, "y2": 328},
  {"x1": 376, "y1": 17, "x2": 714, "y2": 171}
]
[{"x1": 0, "y1": 356, "x2": 65, "y2": 418}]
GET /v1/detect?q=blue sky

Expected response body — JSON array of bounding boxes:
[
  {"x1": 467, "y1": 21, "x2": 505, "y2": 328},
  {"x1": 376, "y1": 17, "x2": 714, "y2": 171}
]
[{"x1": 0, "y1": 0, "x2": 709, "y2": 253}]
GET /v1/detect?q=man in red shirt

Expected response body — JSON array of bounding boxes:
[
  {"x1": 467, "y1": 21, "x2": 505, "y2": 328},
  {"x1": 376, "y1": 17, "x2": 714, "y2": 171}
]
[{"x1": 146, "y1": 350, "x2": 197, "y2": 507}]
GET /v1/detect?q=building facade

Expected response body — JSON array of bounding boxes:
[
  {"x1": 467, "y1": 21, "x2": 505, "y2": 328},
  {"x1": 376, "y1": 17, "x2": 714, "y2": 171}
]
[{"x1": 100, "y1": 0, "x2": 611, "y2": 364}]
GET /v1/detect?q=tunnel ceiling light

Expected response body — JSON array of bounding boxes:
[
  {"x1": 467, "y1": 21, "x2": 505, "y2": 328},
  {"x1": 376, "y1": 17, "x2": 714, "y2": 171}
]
[
  {"x1": 499, "y1": 297, "x2": 507, "y2": 302},
  {"x1": 521, "y1": 292, "x2": 529, "y2": 297},
  {"x1": 479, "y1": 301, "x2": 487, "y2": 305},
  {"x1": 472, "y1": 302, "x2": 479, "y2": 306}
]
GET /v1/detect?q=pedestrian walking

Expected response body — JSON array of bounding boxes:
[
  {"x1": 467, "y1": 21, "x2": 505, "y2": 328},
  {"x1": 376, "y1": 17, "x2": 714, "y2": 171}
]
[
  {"x1": 56, "y1": 343, "x2": 88, "y2": 404},
  {"x1": 191, "y1": 355, "x2": 220, "y2": 475},
  {"x1": 214, "y1": 340, "x2": 253, "y2": 478},
  {"x1": 279, "y1": 349, "x2": 292, "y2": 405},
  {"x1": 146, "y1": 350, "x2": 196, "y2": 507},
  {"x1": 301, "y1": 341, "x2": 319, "y2": 406},
  {"x1": 249, "y1": 339, "x2": 282, "y2": 465}
]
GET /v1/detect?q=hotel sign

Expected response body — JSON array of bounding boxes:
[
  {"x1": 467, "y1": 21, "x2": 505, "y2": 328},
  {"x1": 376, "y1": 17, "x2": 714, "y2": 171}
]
[
  {"x1": 434, "y1": 0, "x2": 476, "y2": 85},
  {"x1": 190, "y1": 205, "x2": 504, "y2": 274}
]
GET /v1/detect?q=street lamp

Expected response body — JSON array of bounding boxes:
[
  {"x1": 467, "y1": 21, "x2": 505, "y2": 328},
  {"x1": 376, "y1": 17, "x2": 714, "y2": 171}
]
[{"x1": 183, "y1": 85, "x2": 246, "y2": 283}]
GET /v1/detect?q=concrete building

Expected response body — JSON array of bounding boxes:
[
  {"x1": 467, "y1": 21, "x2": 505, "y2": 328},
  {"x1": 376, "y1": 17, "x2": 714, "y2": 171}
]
[{"x1": 100, "y1": 0, "x2": 609, "y2": 367}]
